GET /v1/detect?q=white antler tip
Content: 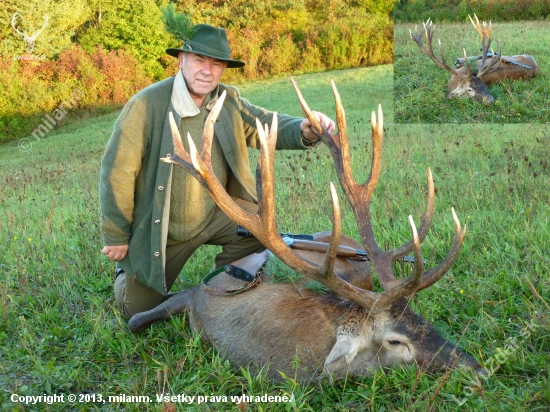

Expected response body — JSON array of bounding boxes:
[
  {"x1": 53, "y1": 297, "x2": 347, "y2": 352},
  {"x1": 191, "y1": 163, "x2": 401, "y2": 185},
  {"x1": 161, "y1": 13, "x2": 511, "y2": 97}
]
[
  {"x1": 408, "y1": 215, "x2": 419, "y2": 243},
  {"x1": 451, "y1": 207, "x2": 461, "y2": 229},
  {"x1": 329, "y1": 181, "x2": 338, "y2": 198},
  {"x1": 377, "y1": 105, "x2": 383, "y2": 134},
  {"x1": 187, "y1": 132, "x2": 201, "y2": 170}
]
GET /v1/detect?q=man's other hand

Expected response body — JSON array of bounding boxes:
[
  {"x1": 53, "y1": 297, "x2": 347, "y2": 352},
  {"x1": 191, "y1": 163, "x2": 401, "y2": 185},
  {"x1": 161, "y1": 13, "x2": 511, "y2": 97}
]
[
  {"x1": 102, "y1": 245, "x2": 129, "y2": 262},
  {"x1": 300, "y1": 111, "x2": 335, "y2": 141}
]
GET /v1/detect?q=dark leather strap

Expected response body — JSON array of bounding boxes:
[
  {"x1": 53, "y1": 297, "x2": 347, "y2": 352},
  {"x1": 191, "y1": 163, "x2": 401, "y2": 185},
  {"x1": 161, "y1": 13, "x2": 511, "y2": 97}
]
[{"x1": 200, "y1": 266, "x2": 262, "y2": 296}]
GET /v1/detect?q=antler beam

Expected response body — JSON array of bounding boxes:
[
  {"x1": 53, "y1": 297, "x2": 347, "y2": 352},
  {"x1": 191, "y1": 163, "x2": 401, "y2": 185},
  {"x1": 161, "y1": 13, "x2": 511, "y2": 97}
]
[
  {"x1": 162, "y1": 91, "x2": 388, "y2": 310},
  {"x1": 468, "y1": 14, "x2": 502, "y2": 77},
  {"x1": 410, "y1": 19, "x2": 471, "y2": 79}
]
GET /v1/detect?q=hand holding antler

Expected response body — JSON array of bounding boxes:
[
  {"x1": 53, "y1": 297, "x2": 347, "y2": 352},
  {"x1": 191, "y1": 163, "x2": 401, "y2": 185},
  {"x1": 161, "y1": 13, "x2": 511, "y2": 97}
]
[{"x1": 300, "y1": 111, "x2": 335, "y2": 141}]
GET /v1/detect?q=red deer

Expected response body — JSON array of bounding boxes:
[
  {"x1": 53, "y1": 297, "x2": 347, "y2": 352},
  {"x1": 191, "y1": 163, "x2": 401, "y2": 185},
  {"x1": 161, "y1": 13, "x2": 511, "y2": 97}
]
[
  {"x1": 128, "y1": 79, "x2": 486, "y2": 381},
  {"x1": 410, "y1": 15, "x2": 539, "y2": 105}
]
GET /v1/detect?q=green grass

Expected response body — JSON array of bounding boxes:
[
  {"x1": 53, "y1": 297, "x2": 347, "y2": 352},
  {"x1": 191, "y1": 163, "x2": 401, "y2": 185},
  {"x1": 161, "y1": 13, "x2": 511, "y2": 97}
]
[
  {"x1": 394, "y1": 20, "x2": 550, "y2": 123},
  {"x1": 1, "y1": 66, "x2": 549, "y2": 411}
]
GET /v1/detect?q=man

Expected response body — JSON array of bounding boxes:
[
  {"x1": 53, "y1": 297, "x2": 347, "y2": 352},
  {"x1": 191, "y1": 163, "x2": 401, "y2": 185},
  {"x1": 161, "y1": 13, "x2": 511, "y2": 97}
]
[{"x1": 100, "y1": 24, "x2": 335, "y2": 320}]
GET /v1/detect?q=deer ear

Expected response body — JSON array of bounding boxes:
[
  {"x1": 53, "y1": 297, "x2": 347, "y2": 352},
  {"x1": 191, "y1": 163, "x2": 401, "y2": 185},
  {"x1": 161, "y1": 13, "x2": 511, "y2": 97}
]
[{"x1": 323, "y1": 334, "x2": 360, "y2": 382}]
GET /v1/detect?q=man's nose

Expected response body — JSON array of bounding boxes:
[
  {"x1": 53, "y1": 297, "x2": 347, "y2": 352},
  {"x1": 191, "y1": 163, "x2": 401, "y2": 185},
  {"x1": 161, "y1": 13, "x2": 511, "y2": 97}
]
[{"x1": 200, "y1": 63, "x2": 212, "y2": 74}]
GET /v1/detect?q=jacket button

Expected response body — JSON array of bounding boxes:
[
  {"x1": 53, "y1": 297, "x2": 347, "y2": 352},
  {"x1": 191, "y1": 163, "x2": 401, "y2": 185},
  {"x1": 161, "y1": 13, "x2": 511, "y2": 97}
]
[
  {"x1": 157, "y1": 186, "x2": 164, "y2": 191},
  {"x1": 154, "y1": 220, "x2": 161, "y2": 224},
  {"x1": 154, "y1": 252, "x2": 160, "y2": 257},
  {"x1": 166, "y1": 154, "x2": 171, "y2": 158}
]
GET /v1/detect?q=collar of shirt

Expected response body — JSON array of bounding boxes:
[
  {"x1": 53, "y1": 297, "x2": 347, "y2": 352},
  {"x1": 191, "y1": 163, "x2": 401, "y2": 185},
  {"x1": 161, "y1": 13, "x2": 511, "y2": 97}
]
[{"x1": 171, "y1": 70, "x2": 220, "y2": 118}]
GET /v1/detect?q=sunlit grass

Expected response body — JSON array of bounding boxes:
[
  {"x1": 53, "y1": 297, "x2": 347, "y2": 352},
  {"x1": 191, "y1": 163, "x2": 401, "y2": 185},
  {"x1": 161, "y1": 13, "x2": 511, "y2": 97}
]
[{"x1": 1, "y1": 65, "x2": 549, "y2": 410}]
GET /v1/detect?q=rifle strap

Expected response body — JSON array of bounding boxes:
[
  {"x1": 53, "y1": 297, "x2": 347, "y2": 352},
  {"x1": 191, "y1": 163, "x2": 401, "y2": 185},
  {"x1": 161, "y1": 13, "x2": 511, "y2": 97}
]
[{"x1": 201, "y1": 266, "x2": 262, "y2": 296}]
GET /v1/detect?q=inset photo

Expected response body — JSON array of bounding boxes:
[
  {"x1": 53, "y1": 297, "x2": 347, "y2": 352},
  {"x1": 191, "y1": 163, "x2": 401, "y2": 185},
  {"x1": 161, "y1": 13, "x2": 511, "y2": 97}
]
[{"x1": 394, "y1": 3, "x2": 549, "y2": 123}]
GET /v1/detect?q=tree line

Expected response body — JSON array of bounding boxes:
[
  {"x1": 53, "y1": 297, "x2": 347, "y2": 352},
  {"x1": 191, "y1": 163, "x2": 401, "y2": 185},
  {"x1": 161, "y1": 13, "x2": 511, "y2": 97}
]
[{"x1": 0, "y1": 0, "x2": 393, "y2": 143}]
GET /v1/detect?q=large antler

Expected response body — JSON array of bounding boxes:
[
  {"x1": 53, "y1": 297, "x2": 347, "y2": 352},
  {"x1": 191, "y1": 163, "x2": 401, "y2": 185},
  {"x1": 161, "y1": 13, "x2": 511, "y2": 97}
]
[
  {"x1": 410, "y1": 19, "x2": 472, "y2": 80},
  {"x1": 162, "y1": 81, "x2": 465, "y2": 311},
  {"x1": 468, "y1": 14, "x2": 502, "y2": 77},
  {"x1": 290, "y1": 78, "x2": 466, "y2": 297},
  {"x1": 162, "y1": 93, "x2": 388, "y2": 310}
]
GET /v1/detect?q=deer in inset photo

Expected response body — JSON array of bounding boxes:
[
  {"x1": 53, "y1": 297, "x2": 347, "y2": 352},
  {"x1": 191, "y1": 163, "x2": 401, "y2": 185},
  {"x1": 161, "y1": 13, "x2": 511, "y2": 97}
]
[
  {"x1": 410, "y1": 15, "x2": 539, "y2": 105},
  {"x1": 128, "y1": 79, "x2": 486, "y2": 382}
]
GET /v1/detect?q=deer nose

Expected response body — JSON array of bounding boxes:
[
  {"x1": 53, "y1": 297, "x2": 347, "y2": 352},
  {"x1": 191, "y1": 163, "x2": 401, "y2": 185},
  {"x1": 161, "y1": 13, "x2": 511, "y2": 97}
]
[{"x1": 483, "y1": 96, "x2": 495, "y2": 105}]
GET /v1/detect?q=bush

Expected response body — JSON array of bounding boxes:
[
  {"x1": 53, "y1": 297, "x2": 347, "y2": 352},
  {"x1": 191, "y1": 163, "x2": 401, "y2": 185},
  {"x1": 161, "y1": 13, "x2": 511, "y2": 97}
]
[{"x1": 0, "y1": 46, "x2": 151, "y2": 144}]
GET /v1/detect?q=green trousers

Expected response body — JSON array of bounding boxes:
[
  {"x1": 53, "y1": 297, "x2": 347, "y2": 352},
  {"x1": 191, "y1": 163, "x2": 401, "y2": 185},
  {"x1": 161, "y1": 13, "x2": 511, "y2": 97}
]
[{"x1": 114, "y1": 198, "x2": 265, "y2": 319}]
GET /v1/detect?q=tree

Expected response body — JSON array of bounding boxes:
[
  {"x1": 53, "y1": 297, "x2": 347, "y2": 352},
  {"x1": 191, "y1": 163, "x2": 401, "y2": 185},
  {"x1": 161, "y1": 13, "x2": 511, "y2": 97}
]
[{"x1": 77, "y1": 0, "x2": 172, "y2": 79}]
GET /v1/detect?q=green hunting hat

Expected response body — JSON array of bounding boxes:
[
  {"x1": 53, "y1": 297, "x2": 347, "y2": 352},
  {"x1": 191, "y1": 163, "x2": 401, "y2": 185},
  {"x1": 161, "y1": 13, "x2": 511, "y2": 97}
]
[{"x1": 166, "y1": 24, "x2": 245, "y2": 68}]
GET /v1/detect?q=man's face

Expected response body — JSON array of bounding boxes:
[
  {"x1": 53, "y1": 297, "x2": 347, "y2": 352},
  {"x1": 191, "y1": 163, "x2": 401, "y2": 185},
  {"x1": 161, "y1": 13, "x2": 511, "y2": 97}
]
[{"x1": 179, "y1": 52, "x2": 227, "y2": 103}]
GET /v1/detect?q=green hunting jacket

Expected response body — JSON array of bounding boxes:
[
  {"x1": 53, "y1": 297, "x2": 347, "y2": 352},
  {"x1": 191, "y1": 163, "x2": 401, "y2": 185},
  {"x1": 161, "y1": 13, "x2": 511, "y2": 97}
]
[{"x1": 100, "y1": 77, "x2": 313, "y2": 294}]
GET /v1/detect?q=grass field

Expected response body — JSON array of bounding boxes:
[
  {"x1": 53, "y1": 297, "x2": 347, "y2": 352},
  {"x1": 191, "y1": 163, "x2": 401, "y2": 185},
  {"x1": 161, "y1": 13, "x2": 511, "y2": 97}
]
[
  {"x1": 394, "y1": 20, "x2": 550, "y2": 123},
  {"x1": 1, "y1": 65, "x2": 549, "y2": 411}
]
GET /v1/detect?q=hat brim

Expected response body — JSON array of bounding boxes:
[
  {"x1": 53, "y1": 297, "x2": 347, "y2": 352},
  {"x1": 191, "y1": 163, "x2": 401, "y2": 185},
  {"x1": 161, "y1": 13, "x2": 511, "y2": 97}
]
[{"x1": 166, "y1": 48, "x2": 245, "y2": 68}]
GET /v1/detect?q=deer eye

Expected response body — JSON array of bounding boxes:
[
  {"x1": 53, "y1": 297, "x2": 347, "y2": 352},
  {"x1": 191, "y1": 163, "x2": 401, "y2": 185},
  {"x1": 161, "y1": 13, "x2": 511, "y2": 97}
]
[{"x1": 388, "y1": 340, "x2": 402, "y2": 346}]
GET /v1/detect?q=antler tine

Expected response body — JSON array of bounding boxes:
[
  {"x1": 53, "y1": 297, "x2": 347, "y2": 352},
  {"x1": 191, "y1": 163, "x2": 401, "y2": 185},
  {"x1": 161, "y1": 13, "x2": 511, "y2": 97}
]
[
  {"x1": 369, "y1": 215, "x2": 426, "y2": 308},
  {"x1": 199, "y1": 89, "x2": 226, "y2": 165},
  {"x1": 415, "y1": 208, "x2": 467, "y2": 292},
  {"x1": 254, "y1": 115, "x2": 278, "y2": 232},
  {"x1": 290, "y1": 77, "x2": 331, "y2": 141},
  {"x1": 319, "y1": 182, "x2": 342, "y2": 278},
  {"x1": 391, "y1": 167, "x2": 435, "y2": 260},
  {"x1": 38, "y1": 15, "x2": 49, "y2": 34},
  {"x1": 468, "y1": 14, "x2": 484, "y2": 39},
  {"x1": 461, "y1": 48, "x2": 474, "y2": 77},
  {"x1": 410, "y1": 19, "x2": 464, "y2": 77}
]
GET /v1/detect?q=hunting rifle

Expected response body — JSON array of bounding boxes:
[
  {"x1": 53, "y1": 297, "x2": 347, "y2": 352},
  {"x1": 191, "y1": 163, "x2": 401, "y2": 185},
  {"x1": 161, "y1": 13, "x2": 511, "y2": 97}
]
[{"x1": 237, "y1": 226, "x2": 418, "y2": 263}]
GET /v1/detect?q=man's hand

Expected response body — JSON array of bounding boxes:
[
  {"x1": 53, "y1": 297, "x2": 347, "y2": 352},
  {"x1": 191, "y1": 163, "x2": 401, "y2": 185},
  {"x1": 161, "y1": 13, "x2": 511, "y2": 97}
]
[
  {"x1": 102, "y1": 245, "x2": 129, "y2": 262},
  {"x1": 300, "y1": 111, "x2": 336, "y2": 141}
]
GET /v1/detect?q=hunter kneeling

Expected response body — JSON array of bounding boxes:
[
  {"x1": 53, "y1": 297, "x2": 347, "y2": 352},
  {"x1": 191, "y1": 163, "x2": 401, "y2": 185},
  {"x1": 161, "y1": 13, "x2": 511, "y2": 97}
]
[{"x1": 99, "y1": 17, "x2": 334, "y2": 319}]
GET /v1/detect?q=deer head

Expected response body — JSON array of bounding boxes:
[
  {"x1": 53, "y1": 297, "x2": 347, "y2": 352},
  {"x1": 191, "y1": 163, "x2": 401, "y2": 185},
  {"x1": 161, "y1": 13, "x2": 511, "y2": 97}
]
[
  {"x1": 410, "y1": 16, "x2": 502, "y2": 105},
  {"x1": 11, "y1": 12, "x2": 49, "y2": 54}
]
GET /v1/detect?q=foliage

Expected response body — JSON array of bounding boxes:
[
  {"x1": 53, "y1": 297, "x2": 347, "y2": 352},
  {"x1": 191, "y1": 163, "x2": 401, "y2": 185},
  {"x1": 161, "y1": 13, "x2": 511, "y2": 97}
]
[
  {"x1": 394, "y1": 20, "x2": 550, "y2": 123},
  {"x1": 1, "y1": 68, "x2": 549, "y2": 411},
  {"x1": 160, "y1": 4, "x2": 196, "y2": 43},
  {"x1": 0, "y1": 0, "x2": 393, "y2": 144},
  {"x1": 77, "y1": 0, "x2": 172, "y2": 79},
  {"x1": 0, "y1": 46, "x2": 151, "y2": 144},
  {"x1": 394, "y1": 0, "x2": 550, "y2": 22}
]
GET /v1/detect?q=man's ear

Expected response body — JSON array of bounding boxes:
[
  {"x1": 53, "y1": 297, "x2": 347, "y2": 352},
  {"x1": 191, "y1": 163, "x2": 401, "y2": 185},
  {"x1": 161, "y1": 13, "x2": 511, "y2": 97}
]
[{"x1": 178, "y1": 52, "x2": 185, "y2": 69}]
